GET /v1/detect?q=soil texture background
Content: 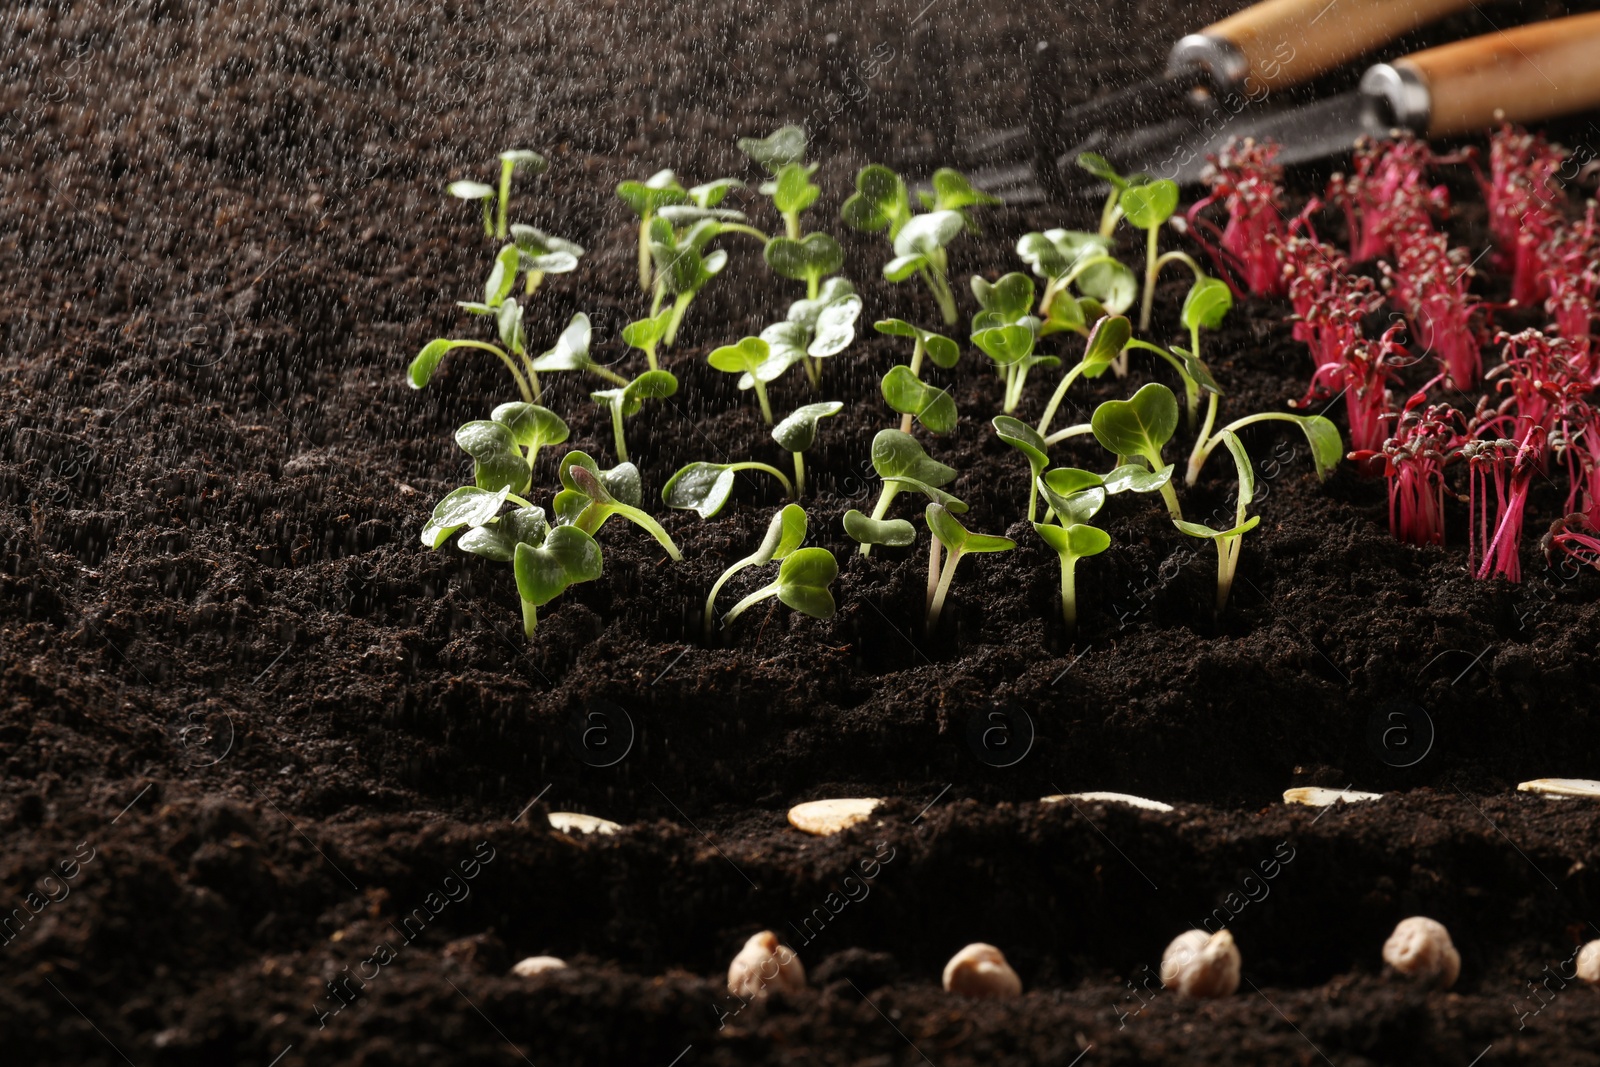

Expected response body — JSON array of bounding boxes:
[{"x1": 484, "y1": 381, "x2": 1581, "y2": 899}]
[{"x1": 4, "y1": 0, "x2": 1600, "y2": 1063}]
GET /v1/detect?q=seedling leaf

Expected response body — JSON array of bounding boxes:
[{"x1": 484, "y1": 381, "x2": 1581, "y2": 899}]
[
  {"x1": 1092, "y1": 383, "x2": 1179, "y2": 458},
  {"x1": 772, "y1": 547, "x2": 838, "y2": 618},
  {"x1": 458, "y1": 506, "x2": 550, "y2": 562},
  {"x1": 772, "y1": 401, "x2": 844, "y2": 453},
  {"x1": 893, "y1": 210, "x2": 964, "y2": 257},
  {"x1": 1182, "y1": 276, "x2": 1234, "y2": 332},
  {"x1": 843, "y1": 509, "x2": 917, "y2": 547},
  {"x1": 737, "y1": 125, "x2": 807, "y2": 172},
  {"x1": 842, "y1": 164, "x2": 912, "y2": 235},
  {"x1": 882, "y1": 366, "x2": 956, "y2": 433},
  {"x1": 1119, "y1": 179, "x2": 1179, "y2": 229},
  {"x1": 421, "y1": 485, "x2": 511, "y2": 549}
]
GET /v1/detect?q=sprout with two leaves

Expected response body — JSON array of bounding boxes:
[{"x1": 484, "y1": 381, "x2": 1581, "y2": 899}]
[
  {"x1": 1014, "y1": 227, "x2": 1136, "y2": 347},
  {"x1": 662, "y1": 458, "x2": 795, "y2": 520},
  {"x1": 760, "y1": 278, "x2": 863, "y2": 390},
  {"x1": 737, "y1": 125, "x2": 817, "y2": 240},
  {"x1": 553, "y1": 451, "x2": 682, "y2": 560},
  {"x1": 714, "y1": 284, "x2": 862, "y2": 410},
  {"x1": 591, "y1": 370, "x2": 678, "y2": 463},
  {"x1": 647, "y1": 216, "x2": 730, "y2": 347},
  {"x1": 1035, "y1": 314, "x2": 1131, "y2": 440},
  {"x1": 1032, "y1": 463, "x2": 1171, "y2": 632},
  {"x1": 877, "y1": 319, "x2": 959, "y2": 435},
  {"x1": 618, "y1": 171, "x2": 756, "y2": 290},
  {"x1": 453, "y1": 402, "x2": 570, "y2": 495},
  {"x1": 1184, "y1": 394, "x2": 1343, "y2": 488},
  {"x1": 924, "y1": 503, "x2": 1014, "y2": 631},
  {"x1": 704, "y1": 504, "x2": 822, "y2": 637},
  {"x1": 1173, "y1": 431, "x2": 1260, "y2": 614},
  {"x1": 772, "y1": 401, "x2": 843, "y2": 497},
  {"x1": 721, "y1": 545, "x2": 840, "y2": 631},
  {"x1": 1089, "y1": 383, "x2": 1186, "y2": 522},
  {"x1": 454, "y1": 224, "x2": 586, "y2": 317},
  {"x1": 447, "y1": 149, "x2": 547, "y2": 240},
  {"x1": 851, "y1": 430, "x2": 966, "y2": 555},
  {"x1": 408, "y1": 299, "x2": 555, "y2": 403},
  {"x1": 420, "y1": 485, "x2": 601, "y2": 639},
  {"x1": 969, "y1": 273, "x2": 1060, "y2": 414},
  {"x1": 842, "y1": 164, "x2": 999, "y2": 325}
]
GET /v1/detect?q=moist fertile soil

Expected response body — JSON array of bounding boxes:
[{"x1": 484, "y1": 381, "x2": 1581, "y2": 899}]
[{"x1": 5, "y1": 1, "x2": 1600, "y2": 1064}]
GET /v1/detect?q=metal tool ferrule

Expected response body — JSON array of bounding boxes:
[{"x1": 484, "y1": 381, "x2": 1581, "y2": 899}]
[
  {"x1": 1167, "y1": 34, "x2": 1251, "y2": 94},
  {"x1": 1359, "y1": 62, "x2": 1432, "y2": 134}
]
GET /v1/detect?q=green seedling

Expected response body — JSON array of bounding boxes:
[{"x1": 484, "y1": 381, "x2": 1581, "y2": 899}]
[
  {"x1": 1174, "y1": 431, "x2": 1260, "y2": 613},
  {"x1": 410, "y1": 297, "x2": 543, "y2": 402},
  {"x1": 875, "y1": 318, "x2": 960, "y2": 434},
  {"x1": 448, "y1": 150, "x2": 548, "y2": 239},
  {"x1": 1118, "y1": 177, "x2": 1180, "y2": 332},
  {"x1": 528, "y1": 312, "x2": 627, "y2": 388},
  {"x1": 618, "y1": 170, "x2": 690, "y2": 289},
  {"x1": 513, "y1": 525, "x2": 604, "y2": 638},
  {"x1": 1090, "y1": 382, "x2": 1185, "y2": 521},
  {"x1": 495, "y1": 150, "x2": 546, "y2": 239},
  {"x1": 772, "y1": 401, "x2": 843, "y2": 496},
  {"x1": 737, "y1": 125, "x2": 817, "y2": 239},
  {"x1": 591, "y1": 370, "x2": 679, "y2": 463},
  {"x1": 917, "y1": 167, "x2": 1002, "y2": 230},
  {"x1": 765, "y1": 233, "x2": 844, "y2": 299},
  {"x1": 855, "y1": 429, "x2": 966, "y2": 555},
  {"x1": 1032, "y1": 467, "x2": 1111, "y2": 633},
  {"x1": 1036, "y1": 314, "x2": 1131, "y2": 438},
  {"x1": 419, "y1": 486, "x2": 598, "y2": 639},
  {"x1": 421, "y1": 484, "x2": 514, "y2": 550},
  {"x1": 1185, "y1": 401, "x2": 1343, "y2": 487},
  {"x1": 841, "y1": 164, "x2": 912, "y2": 239},
  {"x1": 455, "y1": 419, "x2": 533, "y2": 495},
  {"x1": 720, "y1": 546, "x2": 838, "y2": 628},
  {"x1": 757, "y1": 278, "x2": 863, "y2": 391},
  {"x1": 489, "y1": 401, "x2": 570, "y2": 477},
  {"x1": 1075, "y1": 152, "x2": 1140, "y2": 237},
  {"x1": 993, "y1": 416, "x2": 1050, "y2": 523},
  {"x1": 883, "y1": 209, "x2": 965, "y2": 325},
  {"x1": 662, "y1": 460, "x2": 795, "y2": 519},
  {"x1": 1016, "y1": 227, "x2": 1135, "y2": 334},
  {"x1": 647, "y1": 215, "x2": 729, "y2": 346},
  {"x1": 704, "y1": 503, "x2": 808, "y2": 637},
  {"x1": 924, "y1": 503, "x2": 1014, "y2": 631},
  {"x1": 844, "y1": 163, "x2": 999, "y2": 325},
  {"x1": 508, "y1": 225, "x2": 584, "y2": 297},
  {"x1": 708, "y1": 337, "x2": 779, "y2": 424},
  {"x1": 971, "y1": 322, "x2": 1059, "y2": 415},
  {"x1": 841, "y1": 510, "x2": 917, "y2": 550},
  {"x1": 553, "y1": 451, "x2": 682, "y2": 560},
  {"x1": 447, "y1": 180, "x2": 496, "y2": 237},
  {"x1": 969, "y1": 272, "x2": 1058, "y2": 413},
  {"x1": 882, "y1": 367, "x2": 956, "y2": 434},
  {"x1": 1182, "y1": 275, "x2": 1233, "y2": 366},
  {"x1": 622, "y1": 309, "x2": 673, "y2": 373}
]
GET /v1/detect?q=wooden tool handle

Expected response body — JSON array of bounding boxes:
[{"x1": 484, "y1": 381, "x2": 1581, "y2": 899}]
[
  {"x1": 1201, "y1": 0, "x2": 1479, "y2": 91},
  {"x1": 1396, "y1": 11, "x2": 1600, "y2": 136}
]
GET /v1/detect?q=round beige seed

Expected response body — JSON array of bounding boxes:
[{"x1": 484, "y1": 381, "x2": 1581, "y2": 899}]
[
  {"x1": 942, "y1": 943, "x2": 1022, "y2": 999},
  {"x1": 787, "y1": 798, "x2": 881, "y2": 836},
  {"x1": 1161, "y1": 929, "x2": 1241, "y2": 998},
  {"x1": 511, "y1": 955, "x2": 566, "y2": 977},
  {"x1": 1382, "y1": 916, "x2": 1460, "y2": 989},
  {"x1": 547, "y1": 811, "x2": 622, "y2": 836},
  {"x1": 1576, "y1": 940, "x2": 1600, "y2": 985},
  {"x1": 727, "y1": 931, "x2": 806, "y2": 1000}
]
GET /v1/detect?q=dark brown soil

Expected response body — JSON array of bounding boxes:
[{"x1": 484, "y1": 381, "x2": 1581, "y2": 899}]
[{"x1": 5, "y1": 1, "x2": 1600, "y2": 1064}]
